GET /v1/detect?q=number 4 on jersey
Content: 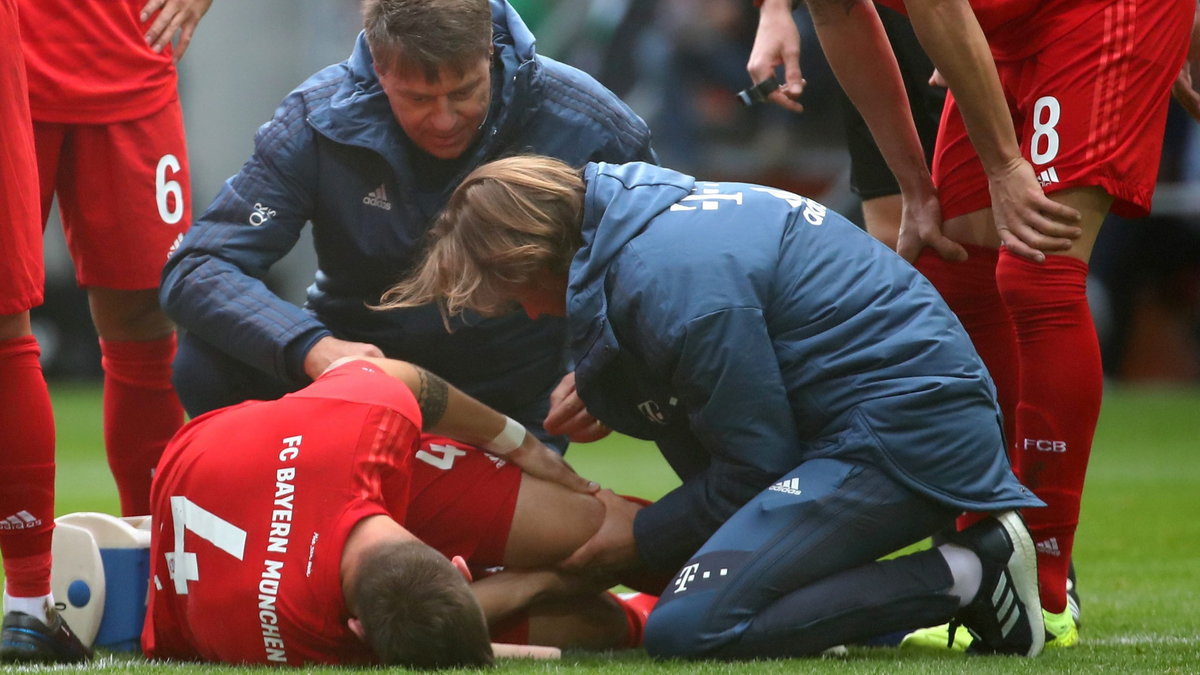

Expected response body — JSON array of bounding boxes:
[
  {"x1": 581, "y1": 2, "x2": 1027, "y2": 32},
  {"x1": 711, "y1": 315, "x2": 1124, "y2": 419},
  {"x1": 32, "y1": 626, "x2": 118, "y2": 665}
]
[
  {"x1": 416, "y1": 443, "x2": 468, "y2": 470},
  {"x1": 166, "y1": 496, "x2": 247, "y2": 594}
]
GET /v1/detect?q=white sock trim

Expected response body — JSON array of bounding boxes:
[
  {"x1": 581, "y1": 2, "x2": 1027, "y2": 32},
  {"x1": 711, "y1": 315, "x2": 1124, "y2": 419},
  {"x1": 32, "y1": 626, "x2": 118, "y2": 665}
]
[
  {"x1": 938, "y1": 542, "x2": 983, "y2": 609},
  {"x1": 3, "y1": 590, "x2": 54, "y2": 623}
]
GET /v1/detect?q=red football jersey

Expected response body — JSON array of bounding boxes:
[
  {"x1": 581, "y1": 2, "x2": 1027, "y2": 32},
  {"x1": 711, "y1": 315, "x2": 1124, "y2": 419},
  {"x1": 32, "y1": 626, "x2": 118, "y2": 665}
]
[
  {"x1": 19, "y1": 0, "x2": 177, "y2": 123},
  {"x1": 406, "y1": 434, "x2": 522, "y2": 569},
  {"x1": 142, "y1": 362, "x2": 422, "y2": 666},
  {"x1": 872, "y1": 0, "x2": 1108, "y2": 61}
]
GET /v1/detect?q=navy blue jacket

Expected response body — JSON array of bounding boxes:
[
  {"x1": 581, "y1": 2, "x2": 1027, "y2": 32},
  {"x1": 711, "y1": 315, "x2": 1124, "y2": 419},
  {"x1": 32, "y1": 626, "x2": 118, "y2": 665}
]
[
  {"x1": 160, "y1": 1, "x2": 655, "y2": 416},
  {"x1": 568, "y1": 162, "x2": 1041, "y2": 572}
]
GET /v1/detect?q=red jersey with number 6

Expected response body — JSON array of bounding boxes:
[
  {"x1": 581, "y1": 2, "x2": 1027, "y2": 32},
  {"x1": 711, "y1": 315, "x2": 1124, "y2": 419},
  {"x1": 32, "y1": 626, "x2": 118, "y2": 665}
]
[{"x1": 20, "y1": 0, "x2": 178, "y2": 123}]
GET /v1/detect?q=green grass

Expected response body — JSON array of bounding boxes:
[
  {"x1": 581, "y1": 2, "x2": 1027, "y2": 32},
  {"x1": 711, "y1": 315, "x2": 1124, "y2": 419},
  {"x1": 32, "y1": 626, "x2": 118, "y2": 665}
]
[{"x1": 4, "y1": 382, "x2": 1199, "y2": 672}]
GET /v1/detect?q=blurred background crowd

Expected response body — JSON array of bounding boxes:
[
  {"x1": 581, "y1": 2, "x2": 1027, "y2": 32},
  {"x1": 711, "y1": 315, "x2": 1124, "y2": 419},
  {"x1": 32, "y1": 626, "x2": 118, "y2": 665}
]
[{"x1": 35, "y1": 0, "x2": 1200, "y2": 384}]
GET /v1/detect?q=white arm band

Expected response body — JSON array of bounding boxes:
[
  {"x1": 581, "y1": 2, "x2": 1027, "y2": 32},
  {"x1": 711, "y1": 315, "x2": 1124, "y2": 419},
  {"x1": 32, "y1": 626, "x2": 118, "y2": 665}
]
[{"x1": 483, "y1": 416, "x2": 527, "y2": 456}]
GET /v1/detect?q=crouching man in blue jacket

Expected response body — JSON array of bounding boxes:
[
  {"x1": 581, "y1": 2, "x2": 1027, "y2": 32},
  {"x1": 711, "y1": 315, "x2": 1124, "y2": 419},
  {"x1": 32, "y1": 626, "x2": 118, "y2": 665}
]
[
  {"x1": 379, "y1": 156, "x2": 1050, "y2": 659},
  {"x1": 159, "y1": 0, "x2": 654, "y2": 450}
]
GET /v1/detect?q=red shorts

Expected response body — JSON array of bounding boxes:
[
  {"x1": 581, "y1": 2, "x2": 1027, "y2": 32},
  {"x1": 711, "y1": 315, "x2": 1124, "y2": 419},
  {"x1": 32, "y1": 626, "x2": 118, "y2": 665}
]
[
  {"x1": 0, "y1": 0, "x2": 43, "y2": 315},
  {"x1": 34, "y1": 98, "x2": 191, "y2": 290},
  {"x1": 404, "y1": 435, "x2": 522, "y2": 569},
  {"x1": 933, "y1": 0, "x2": 1192, "y2": 220}
]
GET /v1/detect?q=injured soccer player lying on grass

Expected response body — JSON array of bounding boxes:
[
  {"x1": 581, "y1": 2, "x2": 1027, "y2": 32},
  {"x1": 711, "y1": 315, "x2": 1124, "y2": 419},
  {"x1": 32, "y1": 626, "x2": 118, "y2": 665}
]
[{"x1": 139, "y1": 356, "x2": 662, "y2": 668}]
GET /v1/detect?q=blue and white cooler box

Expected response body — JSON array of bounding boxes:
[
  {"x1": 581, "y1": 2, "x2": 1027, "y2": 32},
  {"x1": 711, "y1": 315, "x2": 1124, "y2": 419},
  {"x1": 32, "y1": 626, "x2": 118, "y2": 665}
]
[{"x1": 50, "y1": 513, "x2": 151, "y2": 651}]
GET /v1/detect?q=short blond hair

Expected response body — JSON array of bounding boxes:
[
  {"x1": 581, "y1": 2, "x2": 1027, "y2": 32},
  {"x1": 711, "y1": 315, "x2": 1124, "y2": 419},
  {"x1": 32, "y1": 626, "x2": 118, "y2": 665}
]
[{"x1": 378, "y1": 156, "x2": 585, "y2": 321}]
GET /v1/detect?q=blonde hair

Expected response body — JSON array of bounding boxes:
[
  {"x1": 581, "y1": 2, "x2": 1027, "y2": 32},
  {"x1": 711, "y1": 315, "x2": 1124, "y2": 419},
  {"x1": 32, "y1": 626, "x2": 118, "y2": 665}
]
[{"x1": 378, "y1": 155, "x2": 585, "y2": 320}]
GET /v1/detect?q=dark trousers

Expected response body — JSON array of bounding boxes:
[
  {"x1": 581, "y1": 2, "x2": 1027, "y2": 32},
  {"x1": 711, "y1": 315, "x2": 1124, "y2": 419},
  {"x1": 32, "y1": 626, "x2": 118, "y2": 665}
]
[{"x1": 646, "y1": 458, "x2": 962, "y2": 658}]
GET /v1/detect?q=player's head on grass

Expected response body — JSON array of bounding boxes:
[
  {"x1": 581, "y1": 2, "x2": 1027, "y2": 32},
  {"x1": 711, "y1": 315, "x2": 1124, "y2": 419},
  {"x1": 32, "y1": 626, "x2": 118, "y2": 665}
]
[{"x1": 349, "y1": 539, "x2": 493, "y2": 669}]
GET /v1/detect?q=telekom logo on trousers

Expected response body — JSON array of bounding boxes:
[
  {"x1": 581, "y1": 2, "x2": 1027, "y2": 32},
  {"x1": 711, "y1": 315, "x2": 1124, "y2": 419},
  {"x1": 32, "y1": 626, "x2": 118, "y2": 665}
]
[{"x1": 1025, "y1": 438, "x2": 1068, "y2": 453}]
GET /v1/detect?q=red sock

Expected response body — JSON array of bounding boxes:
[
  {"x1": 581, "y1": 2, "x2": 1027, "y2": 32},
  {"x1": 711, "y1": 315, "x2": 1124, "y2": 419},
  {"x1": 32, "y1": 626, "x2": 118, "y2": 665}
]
[
  {"x1": 916, "y1": 245, "x2": 1019, "y2": 447},
  {"x1": 917, "y1": 245, "x2": 1021, "y2": 531},
  {"x1": 610, "y1": 591, "x2": 657, "y2": 648},
  {"x1": 997, "y1": 250, "x2": 1101, "y2": 613},
  {"x1": 100, "y1": 334, "x2": 184, "y2": 516},
  {"x1": 0, "y1": 336, "x2": 56, "y2": 596}
]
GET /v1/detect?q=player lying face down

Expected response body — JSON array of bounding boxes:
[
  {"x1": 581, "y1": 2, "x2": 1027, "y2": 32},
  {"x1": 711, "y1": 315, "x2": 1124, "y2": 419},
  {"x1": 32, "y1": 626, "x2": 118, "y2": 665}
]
[{"x1": 142, "y1": 356, "x2": 658, "y2": 668}]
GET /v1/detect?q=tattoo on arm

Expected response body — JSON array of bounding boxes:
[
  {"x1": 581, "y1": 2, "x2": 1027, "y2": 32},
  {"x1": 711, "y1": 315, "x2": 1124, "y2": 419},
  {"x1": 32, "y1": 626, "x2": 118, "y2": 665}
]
[{"x1": 415, "y1": 366, "x2": 449, "y2": 428}]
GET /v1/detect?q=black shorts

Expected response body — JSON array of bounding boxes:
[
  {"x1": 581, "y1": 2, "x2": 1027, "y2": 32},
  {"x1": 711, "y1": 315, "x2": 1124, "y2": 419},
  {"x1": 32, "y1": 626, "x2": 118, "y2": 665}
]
[{"x1": 836, "y1": 5, "x2": 945, "y2": 200}]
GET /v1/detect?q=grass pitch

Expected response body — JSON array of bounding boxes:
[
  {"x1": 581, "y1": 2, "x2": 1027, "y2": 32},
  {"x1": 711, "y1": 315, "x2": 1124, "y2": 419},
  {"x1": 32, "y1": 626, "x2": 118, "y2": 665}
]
[{"x1": 4, "y1": 382, "x2": 1198, "y2": 673}]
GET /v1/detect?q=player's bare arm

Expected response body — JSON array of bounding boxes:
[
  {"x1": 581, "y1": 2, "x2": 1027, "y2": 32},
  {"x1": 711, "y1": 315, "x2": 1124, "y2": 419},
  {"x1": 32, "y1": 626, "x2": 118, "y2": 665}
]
[
  {"x1": 327, "y1": 356, "x2": 598, "y2": 494},
  {"x1": 903, "y1": 0, "x2": 1082, "y2": 261},
  {"x1": 414, "y1": 366, "x2": 449, "y2": 427},
  {"x1": 802, "y1": 0, "x2": 958, "y2": 262},
  {"x1": 470, "y1": 569, "x2": 608, "y2": 628}
]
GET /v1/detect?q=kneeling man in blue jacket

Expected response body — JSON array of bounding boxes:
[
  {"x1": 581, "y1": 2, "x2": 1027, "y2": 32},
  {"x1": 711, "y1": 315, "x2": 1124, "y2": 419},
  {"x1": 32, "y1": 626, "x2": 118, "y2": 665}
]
[
  {"x1": 380, "y1": 155, "x2": 1050, "y2": 659},
  {"x1": 159, "y1": 0, "x2": 655, "y2": 451}
]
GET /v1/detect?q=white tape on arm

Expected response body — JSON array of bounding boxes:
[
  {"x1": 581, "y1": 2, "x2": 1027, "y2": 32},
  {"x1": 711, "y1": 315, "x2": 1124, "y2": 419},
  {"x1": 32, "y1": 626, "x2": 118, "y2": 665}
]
[{"x1": 483, "y1": 416, "x2": 526, "y2": 456}]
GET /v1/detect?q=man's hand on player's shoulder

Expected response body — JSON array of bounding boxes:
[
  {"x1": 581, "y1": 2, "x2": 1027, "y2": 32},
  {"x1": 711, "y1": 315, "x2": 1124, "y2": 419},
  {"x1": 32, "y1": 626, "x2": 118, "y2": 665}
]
[{"x1": 306, "y1": 336, "x2": 385, "y2": 381}]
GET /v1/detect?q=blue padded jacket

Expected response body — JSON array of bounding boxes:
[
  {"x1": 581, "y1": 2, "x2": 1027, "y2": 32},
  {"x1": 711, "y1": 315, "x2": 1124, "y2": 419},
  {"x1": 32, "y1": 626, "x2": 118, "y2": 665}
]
[
  {"x1": 161, "y1": 1, "x2": 655, "y2": 416},
  {"x1": 567, "y1": 162, "x2": 1041, "y2": 572}
]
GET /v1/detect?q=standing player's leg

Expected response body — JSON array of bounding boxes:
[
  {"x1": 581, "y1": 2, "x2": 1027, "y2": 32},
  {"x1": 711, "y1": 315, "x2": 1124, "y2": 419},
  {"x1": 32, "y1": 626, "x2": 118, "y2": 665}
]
[
  {"x1": 902, "y1": 105, "x2": 1090, "y2": 651},
  {"x1": 922, "y1": 1, "x2": 1191, "y2": 647},
  {"x1": 995, "y1": 187, "x2": 1106, "y2": 644},
  {"x1": 0, "y1": 0, "x2": 89, "y2": 663},
  {"x1": 999, "y1": 0, "x2": 1189, "y2": 638},
  {"x1": 921, "y1": 95, "x2": 1021, "y2": 460},
  {"x1": 838, "y1": 4, "x2": 945, "y2": 249},
  {"x1": 46, "y1": 101, "x2": 191, "y2": 516},
  {"x1": 88, "y1": 287, "x2": 182, "y2": 517}
]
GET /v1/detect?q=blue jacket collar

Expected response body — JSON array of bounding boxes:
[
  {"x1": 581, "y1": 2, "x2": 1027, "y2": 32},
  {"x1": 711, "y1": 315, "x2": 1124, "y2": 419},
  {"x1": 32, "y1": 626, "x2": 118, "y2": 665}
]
[{"x1": 567, "y1": 162, "x2": 694, "y2": 376}]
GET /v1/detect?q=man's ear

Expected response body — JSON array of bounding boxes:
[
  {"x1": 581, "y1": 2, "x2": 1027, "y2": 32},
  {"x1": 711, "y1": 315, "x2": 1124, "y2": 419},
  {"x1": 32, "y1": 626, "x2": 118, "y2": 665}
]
[
  {"x1": 347, "y1": 617, "x2": 366, "y2": 641},
  {"x1": 451, "y1": 555, "x2": 473, "y2": 582}
]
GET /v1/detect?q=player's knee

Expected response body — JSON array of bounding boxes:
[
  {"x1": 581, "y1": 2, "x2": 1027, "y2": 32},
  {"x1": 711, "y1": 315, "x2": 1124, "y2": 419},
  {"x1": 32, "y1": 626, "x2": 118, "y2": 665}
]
[
  {"x1": 996, "y1": 249, "x2": 1088, "y2": 315},
  {"x1": 87, "y1": 287, "x2": 172, "y2": 340}
]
